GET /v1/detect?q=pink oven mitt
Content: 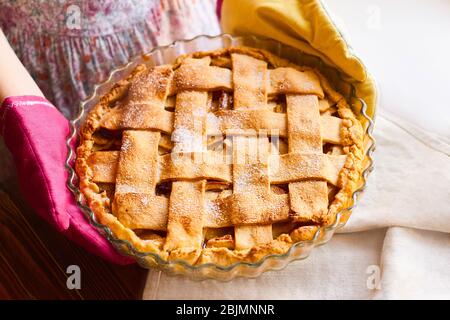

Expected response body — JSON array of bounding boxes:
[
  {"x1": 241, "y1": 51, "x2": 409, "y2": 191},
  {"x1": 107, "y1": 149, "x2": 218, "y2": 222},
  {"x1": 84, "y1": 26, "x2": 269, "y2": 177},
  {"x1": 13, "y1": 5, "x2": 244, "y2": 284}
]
[{"x1": 0, "y1": 96, "x2": 133, "y2": 265}]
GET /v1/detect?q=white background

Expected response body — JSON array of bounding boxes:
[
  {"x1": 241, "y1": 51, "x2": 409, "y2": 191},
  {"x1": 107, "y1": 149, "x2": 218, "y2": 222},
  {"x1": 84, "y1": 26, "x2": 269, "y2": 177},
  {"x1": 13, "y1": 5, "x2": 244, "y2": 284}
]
[{"x1": 323, "y1": 0, "x2": 450, "y2": 138}]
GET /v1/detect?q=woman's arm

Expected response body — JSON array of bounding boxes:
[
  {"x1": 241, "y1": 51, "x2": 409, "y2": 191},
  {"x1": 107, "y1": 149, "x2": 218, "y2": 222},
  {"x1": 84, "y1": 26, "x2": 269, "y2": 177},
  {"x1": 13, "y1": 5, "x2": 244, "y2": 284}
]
[{"x1": 0, "y1": 29, "x2": 44, "y2": 103}]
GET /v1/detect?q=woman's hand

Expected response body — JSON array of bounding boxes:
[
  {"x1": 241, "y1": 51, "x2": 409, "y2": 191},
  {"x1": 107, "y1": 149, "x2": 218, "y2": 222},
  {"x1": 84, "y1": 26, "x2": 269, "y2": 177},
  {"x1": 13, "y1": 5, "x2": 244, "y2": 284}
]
[{"x1": 0, "y1": 29, "x2": 132, "y2": 265}]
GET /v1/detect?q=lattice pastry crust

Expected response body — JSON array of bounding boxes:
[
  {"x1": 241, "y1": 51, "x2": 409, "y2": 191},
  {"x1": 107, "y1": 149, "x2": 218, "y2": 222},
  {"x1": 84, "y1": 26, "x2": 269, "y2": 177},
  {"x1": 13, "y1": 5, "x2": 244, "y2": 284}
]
[{"x1": 76, "y1": 47, "x2": 364, "y2": 266}]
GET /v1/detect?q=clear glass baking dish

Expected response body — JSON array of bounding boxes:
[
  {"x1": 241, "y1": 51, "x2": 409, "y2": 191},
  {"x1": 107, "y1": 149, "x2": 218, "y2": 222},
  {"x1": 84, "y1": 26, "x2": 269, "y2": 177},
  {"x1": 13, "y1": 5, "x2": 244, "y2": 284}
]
[{"x1": 65, "y1": 34, "x2": 375, "y2": 281}]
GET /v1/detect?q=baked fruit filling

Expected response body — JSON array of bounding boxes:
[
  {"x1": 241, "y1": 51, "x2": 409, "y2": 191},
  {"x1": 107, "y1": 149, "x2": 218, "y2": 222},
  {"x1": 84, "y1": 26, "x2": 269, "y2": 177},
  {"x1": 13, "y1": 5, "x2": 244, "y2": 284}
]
[{"x1": 76, "y1": 47, "x2": 364, "y2": 265}]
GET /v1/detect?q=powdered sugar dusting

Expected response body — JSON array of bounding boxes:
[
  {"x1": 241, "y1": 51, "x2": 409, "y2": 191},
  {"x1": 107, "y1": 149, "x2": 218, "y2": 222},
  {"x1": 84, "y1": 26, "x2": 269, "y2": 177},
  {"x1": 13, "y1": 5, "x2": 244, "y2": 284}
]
[
  {"x1": 172, "y1": 127, "x2": 204, "y2": 152},
  {"x1": 121, "y1": 136, "x2": 132, "y2": 152},
  {"x1": 206, "y1": 112, "x2": 221, "y2": 133},
  {"x1": 116, "y1": 184, "x2": 140, "y2": 194},
  {"x1": 204, "y1": 198, "x2": 229, "y2": 227}
]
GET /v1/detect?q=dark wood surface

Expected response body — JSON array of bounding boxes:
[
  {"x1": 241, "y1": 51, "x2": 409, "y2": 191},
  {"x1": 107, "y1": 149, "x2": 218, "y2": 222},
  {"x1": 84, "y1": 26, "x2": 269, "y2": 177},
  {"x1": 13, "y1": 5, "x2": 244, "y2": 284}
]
[{"x1": 0, "y1": 173, "x2": 148, "y2": 300}]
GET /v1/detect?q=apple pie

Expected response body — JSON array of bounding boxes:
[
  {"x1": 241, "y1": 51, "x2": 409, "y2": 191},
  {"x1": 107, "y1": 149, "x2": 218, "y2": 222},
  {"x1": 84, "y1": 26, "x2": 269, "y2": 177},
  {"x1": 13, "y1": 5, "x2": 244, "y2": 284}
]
[{"x1": 76, "y1": 47, "x2": 364, "y2": 266}]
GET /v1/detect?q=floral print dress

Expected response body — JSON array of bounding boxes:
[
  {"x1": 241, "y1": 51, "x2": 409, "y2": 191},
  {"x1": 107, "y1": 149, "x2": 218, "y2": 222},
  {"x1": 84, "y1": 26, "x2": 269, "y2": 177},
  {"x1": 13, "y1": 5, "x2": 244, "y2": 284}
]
[
  {"x1": 0, "y1": 0, "x2": 220, "y2": 185},
  {"x1": 0, "y1": 0, "x2": 221, "y2": 118}
]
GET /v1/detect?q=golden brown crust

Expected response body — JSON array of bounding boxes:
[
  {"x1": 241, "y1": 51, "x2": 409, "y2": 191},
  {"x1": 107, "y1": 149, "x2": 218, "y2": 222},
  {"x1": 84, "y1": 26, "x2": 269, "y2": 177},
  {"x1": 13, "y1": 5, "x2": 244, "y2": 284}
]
[{"x1": 75, "y1": 46, "x2": 364, "y2": 266}]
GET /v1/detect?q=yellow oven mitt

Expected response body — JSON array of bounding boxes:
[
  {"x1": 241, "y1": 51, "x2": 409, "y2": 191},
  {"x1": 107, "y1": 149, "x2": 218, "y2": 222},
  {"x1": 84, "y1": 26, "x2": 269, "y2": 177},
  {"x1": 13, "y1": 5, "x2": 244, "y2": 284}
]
[{"x1": 221, "y1": 0, "x2": 377, "y2": 118}]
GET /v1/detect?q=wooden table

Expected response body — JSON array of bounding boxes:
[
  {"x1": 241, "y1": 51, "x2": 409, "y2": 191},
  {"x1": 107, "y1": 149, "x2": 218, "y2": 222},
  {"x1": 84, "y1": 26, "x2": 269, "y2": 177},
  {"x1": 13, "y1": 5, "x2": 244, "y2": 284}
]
[{"x1": 0, "y1": 170, "x2": 148, "y2": 299}]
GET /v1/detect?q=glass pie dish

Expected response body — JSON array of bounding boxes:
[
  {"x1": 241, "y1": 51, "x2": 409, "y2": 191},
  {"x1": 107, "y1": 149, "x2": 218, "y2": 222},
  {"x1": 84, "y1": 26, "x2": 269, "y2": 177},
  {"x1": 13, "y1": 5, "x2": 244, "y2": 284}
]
[{"x1": 65, "y1": 34, "x2": 375, "y2": 281}]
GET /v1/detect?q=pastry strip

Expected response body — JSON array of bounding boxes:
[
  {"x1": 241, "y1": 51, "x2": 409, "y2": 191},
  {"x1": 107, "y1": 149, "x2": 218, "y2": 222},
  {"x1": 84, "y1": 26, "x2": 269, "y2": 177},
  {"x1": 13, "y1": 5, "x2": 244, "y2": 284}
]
[
  {"x1": 89, "y1": 152, "x2": 346, "y2": 187},
  {"x1": 100, "y1": 65, "x2": 173, "y2": 132},
  {"x1": 286, "y1": 94, "x2": 329, "y2": 223},
  {"x1": 207, "y1": 111, "x2": 342, "y2": 144},
  {"x1": 112, "y1": 130, "x2": 164, "y2": 228},
  {"x1": 164, "y1": 58, "x2": 209, "y2": 253},
  {"x1": 231, "y1": 53, "x2": 273, "y2": 249},
  {"x1": 268, "y1": 68, "x2": 324, "y2": 97}
]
